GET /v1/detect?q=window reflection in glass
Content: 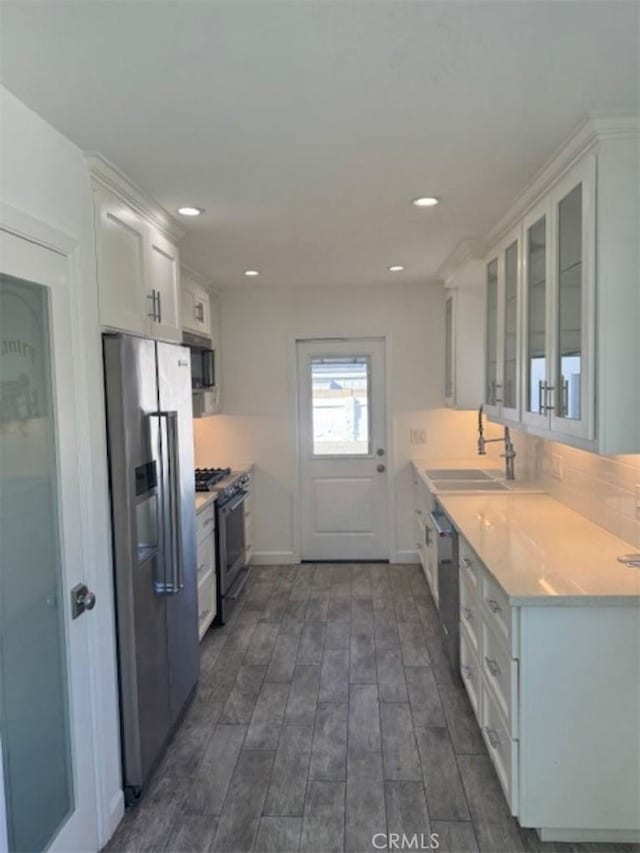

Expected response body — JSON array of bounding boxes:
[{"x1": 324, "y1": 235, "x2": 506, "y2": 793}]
[{"x1": 311, "y1": 357, "x2": 371, "y2": 455}]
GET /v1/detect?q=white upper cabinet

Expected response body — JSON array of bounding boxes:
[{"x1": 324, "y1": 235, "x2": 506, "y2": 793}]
[
  {"x1": 181, "y1": 269, "x2": 211, "y2": 339},
  {"x1": 148, "y1": 230, "x2": 181, "y2": 342},
  {"x1": 88, "y1": 155, "x2": 184, "y2": 343},
  {"x1": 481, "y1": 117, "x2": 639, "y2": 454},
  {"x1": 93, "y1": 186, "x2": 149, "y2": 336}
]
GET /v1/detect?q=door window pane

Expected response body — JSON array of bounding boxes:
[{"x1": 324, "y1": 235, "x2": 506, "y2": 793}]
[
  {"x1": 526, "y1": 217, "x2": 547, "y2": 413},
  {"x1": 311, "y1": 357, "x2": 370, "y2": 455},
  {"x1": 503, "y1": 241, "x2": 518, "y2": 409},
  {"x1": 557, "y1": 184, "x2": 582, "y2": 419},
  {"x1": 485, "y1": 260, "x2": 498, "y2": 405},
  {"x1": 0, "y1": 274, "x2": 74, "y2": 851}
]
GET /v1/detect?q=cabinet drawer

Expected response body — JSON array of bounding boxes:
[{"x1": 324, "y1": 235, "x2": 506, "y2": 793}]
[
  {"x1": 481, "y1": 681, "x2": 519, "y2": 815},
  {"x1": 459, "y1": 565, "x2": 480, "y2": 653},
  {"x1": 196, "y1": 506, "x2": 216, "y2": 540},
  {"x1": 459, "y1": 538, "x2": 481, "y2": 586},
  {"x1": 197, "y1": 570, "x2": 217, "y2": 640},
  {"x1": 481, "y1": 570, "x2": 514, "y2": 651},
  {"x1": 460, "y1": 622, "x2": 480, "y2": 720},
  {"x1": 481, "y1": 618, "x2": 518, "y2": 737},
  {"x1": 196, "y1": 532, "x2": 215, "y2": 582}
]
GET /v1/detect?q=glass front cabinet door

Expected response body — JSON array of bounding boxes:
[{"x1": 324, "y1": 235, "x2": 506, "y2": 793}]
[
  {"x1": 484, "y1": 256, "x2": 500, "y2": 418},
  {"x1": 522, "y1": 199, "x2": 552, "y2": 430},
  {"x1": 484, "y1": 225, "x2": 521, "y2": 422},
  {"x1": 548, "y1": 155, "x2": 595, "y2": 440},
  {"x1": 519, "y1": 156, "x2": 595, "y2": 439}
]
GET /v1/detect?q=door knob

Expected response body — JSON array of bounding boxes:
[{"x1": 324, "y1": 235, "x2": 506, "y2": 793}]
[
  {"x1": 376, "y1": 448, "x2": 385, "y2": 456},
  {"x1": 376, "y1": 463, "x2": 386, "y2": 473},
  {"x1": 71, "y1": 583, "x2": 97, "y2": 619}
]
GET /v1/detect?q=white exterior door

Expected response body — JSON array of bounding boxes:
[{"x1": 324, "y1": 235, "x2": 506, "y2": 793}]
[
  {"x1": 0, "y1": 230, "x2": 99, "y2": 852},
  {"x1": 298, "y1": 338, "x2": 388, "y2": 561}
]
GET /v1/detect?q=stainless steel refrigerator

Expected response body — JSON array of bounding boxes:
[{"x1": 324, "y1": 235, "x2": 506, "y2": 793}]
[{"x1": 103, "y1": 333, "x2": 199, "y2": 804}]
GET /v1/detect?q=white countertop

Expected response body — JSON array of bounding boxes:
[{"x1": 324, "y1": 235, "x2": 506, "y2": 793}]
[
  {"x1": 194, "y1": 463, "x2": 254, "y2": 514},
  {"x1": 439, "y1": 492, "x2": 640, "y2": 605},
  {"x1": 195, "y1": 491, "x2": 218, "y2": 513}
]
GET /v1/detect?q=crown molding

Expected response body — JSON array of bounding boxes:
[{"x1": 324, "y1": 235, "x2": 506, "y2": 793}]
[
  {"x1": 85, "y1": 152, "x2": 185, "y2": 243},
  {"x1": 437, "y1": 238, "x2": 486, "y2": 287},
  {"x1": 438, "y1": 112, "x2": 639, "y2": 275},
  {"x1": 180, "y1": 261, "x2": 219, "y2": 297},
  {"x1": 484, "y1": 112, "x2": 639, "y2": 249}
]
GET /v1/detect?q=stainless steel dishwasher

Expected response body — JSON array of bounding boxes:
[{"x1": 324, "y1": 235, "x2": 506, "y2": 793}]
[{"x1": 428, "y1": 504, "x2": 459, "y2": 674}]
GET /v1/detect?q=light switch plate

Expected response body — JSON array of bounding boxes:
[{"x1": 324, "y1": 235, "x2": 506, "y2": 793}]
[
  {"x1": 410, "y1": 428, "x2": 426, "y2": 445},
  {"x1": 551, "y1": 453, "x2": 564, "y2": 480}
]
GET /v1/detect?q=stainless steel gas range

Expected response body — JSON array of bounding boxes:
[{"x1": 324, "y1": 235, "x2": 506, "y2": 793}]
[{"x1": 195, "y1": 467, "x2": 250, "y2": 623}]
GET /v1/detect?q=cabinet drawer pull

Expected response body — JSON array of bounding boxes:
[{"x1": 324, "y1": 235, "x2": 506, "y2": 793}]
[
  {"x1": 484, "y1": 656, "x2": 500, "y2": 678},
  {"x1": 486, "y1": 597, "x2": 502, "y2": 614},
  {"x1": 197, "y1": 563, "x2": 207, "y2": 576},
  {"x1": 462, "y1": 556, "x2": 473, "y2": 568},
  {"x1": 462, "y1": 607, "x2": 472, "y2": 621},
  {"x1": 416, "y1": 508, "x2": 423, "y2": 515},
  {"x1": 484, "y1": 726, "x2": 500, "y2": 749},
  {"x1": 461, "y1": 664, "x2": 472, "y2": 679},
  {"x1": 201, "y1": 516, "x2": 214, "y2": 527}
]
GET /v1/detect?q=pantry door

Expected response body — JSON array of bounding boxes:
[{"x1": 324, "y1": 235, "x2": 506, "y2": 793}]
[
  {"x1": 298, "y1": 338, "x2": 389, "y2": 561},
  {"x1": 0, "y1": 229, "x2": 99, "y2": 852}
]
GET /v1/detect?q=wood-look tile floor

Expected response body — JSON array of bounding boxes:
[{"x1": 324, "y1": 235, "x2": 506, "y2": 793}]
[{"x1": 105, "y1": 563, "x2": 639, "y2": 853}]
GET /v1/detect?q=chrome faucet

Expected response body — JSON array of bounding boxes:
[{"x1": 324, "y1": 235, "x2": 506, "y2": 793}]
[{"x1": 477, "y1": 405, "x2": 516, "y2": 480}]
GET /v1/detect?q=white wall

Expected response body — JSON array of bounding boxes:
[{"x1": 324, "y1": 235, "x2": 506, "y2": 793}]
[
  {"x1": 0, "y1": 87, "x2": 123, "y2": 845},
  {"x1": 194, "y1": 282, "x2": 496, "y2": 562}
]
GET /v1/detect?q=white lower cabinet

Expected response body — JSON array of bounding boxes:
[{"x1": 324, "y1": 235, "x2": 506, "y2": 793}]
[
  {"x1": 458, "y1": 533, "x2": 640, "y2": 842},
  {"x1": 480, "y1": 679, "x2": 519, "y2": 812},
  {"x1": 196, "y1": 503, "x2": 217, "y2": 639},
  {"x1": 413, "y1": 471, "x2": 438, "y2": 604}
]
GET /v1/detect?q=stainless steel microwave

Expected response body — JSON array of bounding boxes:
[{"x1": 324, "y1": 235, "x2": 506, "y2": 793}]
[{"x1": 183, "y1": 331, "x2": 215, "y2": 391}]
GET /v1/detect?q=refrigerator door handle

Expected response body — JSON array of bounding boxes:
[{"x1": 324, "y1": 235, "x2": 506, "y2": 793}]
[{"x1": 148, "y1": 410, "x2": 182, "y2": 594}]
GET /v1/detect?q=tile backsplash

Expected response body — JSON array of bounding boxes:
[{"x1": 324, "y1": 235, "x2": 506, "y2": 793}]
[{"x1": 516, "y1": 431, "x2": 640, "y2": 548}]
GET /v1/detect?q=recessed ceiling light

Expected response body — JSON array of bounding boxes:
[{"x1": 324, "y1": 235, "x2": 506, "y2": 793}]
[
  {"x1": 244, "y1": 270, "x2": 259, "y2": 277},
  {"x1": 177, "y1": 206, "x2": 204, "y2": 216},
  {"x1": 412, "y1": 196, "x2": 439, "y2": 208},
  {"x1": 388, "y1": 265, "x2": 405, "y2": 272}
]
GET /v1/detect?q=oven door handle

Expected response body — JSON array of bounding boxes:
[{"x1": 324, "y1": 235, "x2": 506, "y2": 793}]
[{"x1": 219, "y1": 490, "x2": 248, "y2": 515}]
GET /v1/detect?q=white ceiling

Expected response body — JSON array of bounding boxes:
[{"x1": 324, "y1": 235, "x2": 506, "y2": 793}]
[{"x1": 1, "y1": 1, "x2": 638, "y2": 289}]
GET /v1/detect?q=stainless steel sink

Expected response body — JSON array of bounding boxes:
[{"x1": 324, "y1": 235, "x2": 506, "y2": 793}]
[
  {"x1": 424, "y1": 468, "x2": 494, "y2": 480},
  {"x1": 432, "y1": 480, "x2": 509, "y2": 492}
]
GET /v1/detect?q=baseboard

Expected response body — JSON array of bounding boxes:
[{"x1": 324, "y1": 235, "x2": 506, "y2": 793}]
[
  {"x1": 252, "y1": 551, "x2": 297, "y2": 565},
  {"x1": 101, "y1": 789, "x2": 125, "y2": 848},
  {"x1": 391, "y1": 550, "x2": 420, "y2": 564},
  {"x1": 538, "y1": 827, "x2": 640, "y2": 843}
]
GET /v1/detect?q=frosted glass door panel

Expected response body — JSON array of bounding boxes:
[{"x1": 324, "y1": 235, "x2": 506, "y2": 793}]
[
  {"x1": 0, "y1": 274, "x2": 74, "y2": 852},
  {"x1": 527, "y1": 216, "x2": 547, "y2": 414},
  {"x1": 557, "y1": 184, "x2": 582, "y2": 420},
  {"x1": 485, "y1": 259, "x2": 499, "y2": 406}
]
